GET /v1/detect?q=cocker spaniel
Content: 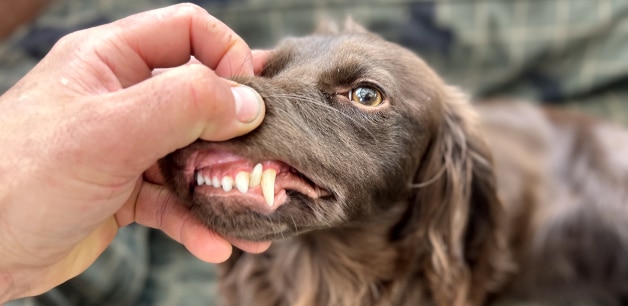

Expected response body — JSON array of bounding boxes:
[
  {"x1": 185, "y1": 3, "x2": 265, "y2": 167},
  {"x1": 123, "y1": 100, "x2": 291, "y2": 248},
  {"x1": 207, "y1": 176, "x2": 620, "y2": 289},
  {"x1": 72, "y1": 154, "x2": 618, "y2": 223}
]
[{"x1": 160, "y1": 21, "x2": 628, "y2": 306}]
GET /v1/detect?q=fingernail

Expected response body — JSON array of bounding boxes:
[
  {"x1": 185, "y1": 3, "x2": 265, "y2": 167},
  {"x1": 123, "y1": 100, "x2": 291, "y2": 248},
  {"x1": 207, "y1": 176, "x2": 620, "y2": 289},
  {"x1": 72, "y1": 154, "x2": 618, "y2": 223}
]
[{"x1": 231, "y1": 84, "x2": 263, "y2": 123}]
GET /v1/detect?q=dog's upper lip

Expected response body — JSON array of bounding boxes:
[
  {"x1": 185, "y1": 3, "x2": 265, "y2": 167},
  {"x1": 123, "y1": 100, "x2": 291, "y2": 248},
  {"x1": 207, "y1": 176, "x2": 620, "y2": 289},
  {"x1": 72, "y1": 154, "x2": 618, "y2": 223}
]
[{"x1": 183, "y1": 149, "x2": 331, "y2": 208}]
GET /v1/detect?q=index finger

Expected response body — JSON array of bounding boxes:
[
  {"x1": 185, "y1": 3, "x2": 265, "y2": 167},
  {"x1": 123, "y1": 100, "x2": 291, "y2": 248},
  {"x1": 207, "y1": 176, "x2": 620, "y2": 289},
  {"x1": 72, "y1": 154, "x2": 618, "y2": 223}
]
[{"x1": 88, "y1": 4, "x2": 253, "y2": 87}]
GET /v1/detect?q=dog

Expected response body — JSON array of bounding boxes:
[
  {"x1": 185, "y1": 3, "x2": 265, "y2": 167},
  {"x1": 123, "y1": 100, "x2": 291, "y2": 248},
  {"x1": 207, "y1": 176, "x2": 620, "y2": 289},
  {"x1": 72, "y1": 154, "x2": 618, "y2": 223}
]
[{"x1": 159, "y1": 21, "x2": 628, "y2": 306}]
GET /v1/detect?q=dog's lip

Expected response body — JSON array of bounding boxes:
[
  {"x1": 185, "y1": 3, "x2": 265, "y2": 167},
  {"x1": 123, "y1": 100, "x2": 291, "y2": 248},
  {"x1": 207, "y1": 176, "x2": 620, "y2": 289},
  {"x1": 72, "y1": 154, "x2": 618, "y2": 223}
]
[{"x1": 182, "y1": 149, "x2": 332, "y2": 207}]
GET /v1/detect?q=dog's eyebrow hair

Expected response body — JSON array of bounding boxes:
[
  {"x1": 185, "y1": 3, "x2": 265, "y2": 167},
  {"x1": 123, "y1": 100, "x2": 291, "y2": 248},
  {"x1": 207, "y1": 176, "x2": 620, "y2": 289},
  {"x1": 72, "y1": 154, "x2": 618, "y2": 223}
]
[{"x1": 321, "y1": 61, "x2": 369, "y2": 86}]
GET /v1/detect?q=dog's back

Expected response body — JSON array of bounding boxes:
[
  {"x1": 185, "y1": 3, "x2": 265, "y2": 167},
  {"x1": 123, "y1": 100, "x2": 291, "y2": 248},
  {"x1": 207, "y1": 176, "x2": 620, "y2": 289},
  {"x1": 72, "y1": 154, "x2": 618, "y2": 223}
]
[{"x1": 479, "y1": 101, "x2": 628, "y2": 305}]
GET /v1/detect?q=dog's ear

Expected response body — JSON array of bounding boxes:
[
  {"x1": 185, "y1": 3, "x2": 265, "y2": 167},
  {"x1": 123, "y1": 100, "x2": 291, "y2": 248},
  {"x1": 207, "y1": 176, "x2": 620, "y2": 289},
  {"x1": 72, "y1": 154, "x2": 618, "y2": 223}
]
[
  {"x1": 397, "y1": 88, "x2": 513, "y2": 305},
  {"x1": 342, "y1": 16, "x2": 369, "y2": 34},
  {"x1": 316, "y1": 17, "x2": 369, "y2": 35},
  {"x1": 315, "y1": 19, "x2": 340, "y2": 35}
]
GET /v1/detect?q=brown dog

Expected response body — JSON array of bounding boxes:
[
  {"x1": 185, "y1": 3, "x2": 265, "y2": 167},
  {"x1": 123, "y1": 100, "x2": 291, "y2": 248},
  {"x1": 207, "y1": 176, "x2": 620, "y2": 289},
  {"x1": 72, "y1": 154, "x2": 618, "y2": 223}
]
[{"x1": 159, "y1": 22, "x2": 628, "y2": 306}]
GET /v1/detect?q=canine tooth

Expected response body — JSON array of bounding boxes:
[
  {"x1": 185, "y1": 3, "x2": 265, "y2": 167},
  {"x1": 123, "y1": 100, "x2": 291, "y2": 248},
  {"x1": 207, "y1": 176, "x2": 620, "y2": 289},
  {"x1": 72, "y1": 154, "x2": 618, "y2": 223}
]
[
  {"x1": 212, "y1": 177, "x2": 221, "y2": 188},
  {"x1": 250, "y1": 163, "x2": 263, "y2": 187},
  {"x1": 222, "y1": 176, "x2": 233, "y2": 192},
  {"x1": 261, "y1": 169, "x2": 277, "y2": 207},
  {"x1": 235, "y1": 171, "x2": 250, "y2": 193},
  {"x1": 196, "y1": 172, "x2": 205, "y2": 186}
]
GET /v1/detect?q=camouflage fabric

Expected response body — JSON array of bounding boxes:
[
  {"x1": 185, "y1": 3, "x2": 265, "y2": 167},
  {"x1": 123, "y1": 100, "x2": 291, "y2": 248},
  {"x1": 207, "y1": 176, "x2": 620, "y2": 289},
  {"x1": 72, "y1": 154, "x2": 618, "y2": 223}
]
[
  {"x1": 2, "y1": 0, "x2": 627, "y2": 305},
  {"x1": 2, "y1": 0, "x2": 627, "y2": 124}
]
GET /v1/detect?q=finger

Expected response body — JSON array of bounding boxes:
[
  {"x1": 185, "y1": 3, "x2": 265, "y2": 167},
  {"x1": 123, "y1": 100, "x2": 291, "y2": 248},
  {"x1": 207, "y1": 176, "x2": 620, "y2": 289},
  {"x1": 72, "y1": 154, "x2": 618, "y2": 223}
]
[
  {"x1": 252, "y1": 50, "x2": 272, "y2": 75},
  {"x1": 95, "y1": 63, "x2": 264, "y2": 171},
  {"x1": 144, "y1": 164, "x2": 164, "y2": 185},
  {"x1": 151, "y1": 56, "x2": 202, "y2": 77},
  {"x1": 85, "y1": 4, "x2": 254, "y2": 87},
  {"x1": 180, "y1": 216, "x2": 233, "y2": 263},
  {"x1": 118, "y1": 181, "x2": 233, "y2": 263},
  {"x1": 230, "y1": 238, "x2": 272, "y2": 254}
]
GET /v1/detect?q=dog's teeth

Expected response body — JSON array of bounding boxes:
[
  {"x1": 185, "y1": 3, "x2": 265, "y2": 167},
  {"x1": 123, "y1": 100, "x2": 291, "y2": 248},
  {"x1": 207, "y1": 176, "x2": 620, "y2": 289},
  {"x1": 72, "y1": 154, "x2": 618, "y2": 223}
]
[
  {"x1": 196, "y1": 172, "x2": 205, "y2": 186},
  {"x1": 212, "y1": 177, "x2": 221, "y2": 188},
  {"x1": 235, "y1": 171, "x2": 250, "y2": 193},
  {"x1": 250, "y1": 163, "x2": 263, "y2": 187},
  {"x1": 261, "y1": 169, "x2": 276, "y2": 207},
  {"x1": 204, "y1": 175, "x2": 211, "y2": 186},
  {"x1": 221, "y1": 176, "x2": 233, "y2": 192}
]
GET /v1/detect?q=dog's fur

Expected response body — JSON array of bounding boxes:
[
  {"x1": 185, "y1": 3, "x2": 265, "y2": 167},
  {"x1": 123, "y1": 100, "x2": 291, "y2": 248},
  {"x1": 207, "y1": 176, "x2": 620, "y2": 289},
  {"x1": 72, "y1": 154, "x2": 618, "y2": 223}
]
[{"x1": 160, "y1": 22, "x2": 628, "y2": 306}]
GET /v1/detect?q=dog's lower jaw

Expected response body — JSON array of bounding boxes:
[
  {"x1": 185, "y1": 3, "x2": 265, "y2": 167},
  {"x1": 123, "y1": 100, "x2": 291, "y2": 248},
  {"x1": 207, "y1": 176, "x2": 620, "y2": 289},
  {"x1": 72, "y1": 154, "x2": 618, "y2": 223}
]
[{"x1": 218, "y1": 204, "x2": 433, "y2": 306}]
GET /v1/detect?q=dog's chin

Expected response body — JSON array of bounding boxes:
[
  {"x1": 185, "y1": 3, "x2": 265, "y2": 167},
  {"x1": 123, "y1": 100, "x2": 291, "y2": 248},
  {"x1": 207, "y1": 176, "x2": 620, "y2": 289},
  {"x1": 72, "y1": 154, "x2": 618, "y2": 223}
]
[{"x1": 187, "y1": 193, "x2": 333, "y2": 241}]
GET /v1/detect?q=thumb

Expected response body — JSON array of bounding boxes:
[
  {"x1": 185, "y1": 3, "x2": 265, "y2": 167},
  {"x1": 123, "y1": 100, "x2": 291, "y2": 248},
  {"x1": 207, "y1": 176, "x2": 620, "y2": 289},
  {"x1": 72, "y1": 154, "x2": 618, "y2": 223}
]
[{"x1": 100, "y1": 63, "x2": 264, "y2": 170}]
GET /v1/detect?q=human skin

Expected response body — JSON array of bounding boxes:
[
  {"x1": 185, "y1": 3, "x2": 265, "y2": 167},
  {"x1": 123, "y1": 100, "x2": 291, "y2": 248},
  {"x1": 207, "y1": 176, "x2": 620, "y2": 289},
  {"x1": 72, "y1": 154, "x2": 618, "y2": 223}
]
[{"x1": 0, "y1": 4, "x2": 270, "y2": 302}]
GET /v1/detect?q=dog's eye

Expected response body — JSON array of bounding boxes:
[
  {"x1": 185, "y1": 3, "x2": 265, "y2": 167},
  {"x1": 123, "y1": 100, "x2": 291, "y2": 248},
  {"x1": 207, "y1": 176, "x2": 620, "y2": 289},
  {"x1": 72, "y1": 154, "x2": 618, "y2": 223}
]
[{"x1": 349, "y1": 86, "x2": 383, "y2": 107}]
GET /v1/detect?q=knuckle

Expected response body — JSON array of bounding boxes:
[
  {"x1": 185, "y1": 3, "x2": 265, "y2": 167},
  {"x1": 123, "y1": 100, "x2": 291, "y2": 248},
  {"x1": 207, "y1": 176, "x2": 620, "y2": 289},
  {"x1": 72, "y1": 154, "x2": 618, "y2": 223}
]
[
  {"x1": 52, "y1": 28, "x2": 100, "y2": 54},
  {"x1": 51, "y1": 31, "x2": 80, "y2": 51}
]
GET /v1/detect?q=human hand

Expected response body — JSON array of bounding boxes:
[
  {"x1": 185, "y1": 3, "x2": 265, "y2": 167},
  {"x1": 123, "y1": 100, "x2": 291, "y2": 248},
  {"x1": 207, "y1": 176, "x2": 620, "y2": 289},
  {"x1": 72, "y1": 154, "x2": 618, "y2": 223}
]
[{"x1": 0, "y1": 4, "x2": 269, "y2": 302}]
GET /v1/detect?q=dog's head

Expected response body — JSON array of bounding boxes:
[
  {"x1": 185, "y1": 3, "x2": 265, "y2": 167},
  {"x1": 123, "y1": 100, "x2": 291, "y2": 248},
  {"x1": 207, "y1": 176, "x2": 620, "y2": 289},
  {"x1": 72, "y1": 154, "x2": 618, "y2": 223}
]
[
  {"x1": 160, "y1": 21, "x2": 510, "y2": 305},
  {"x1": 160, "y1": 23, "x2": 444, "y2": 241}
]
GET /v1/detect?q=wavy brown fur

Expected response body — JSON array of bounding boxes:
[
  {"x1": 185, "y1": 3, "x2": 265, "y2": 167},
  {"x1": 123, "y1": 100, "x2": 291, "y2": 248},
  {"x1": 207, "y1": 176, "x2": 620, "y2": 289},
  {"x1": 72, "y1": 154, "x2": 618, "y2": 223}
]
[{"x1": 160, "y1": 21, "x2": 628, "y2": 306}]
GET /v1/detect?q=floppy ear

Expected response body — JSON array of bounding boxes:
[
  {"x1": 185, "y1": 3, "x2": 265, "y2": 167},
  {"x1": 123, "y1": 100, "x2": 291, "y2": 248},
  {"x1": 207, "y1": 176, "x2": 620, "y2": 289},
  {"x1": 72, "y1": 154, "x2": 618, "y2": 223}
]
[{"x1": 397, "y1": 88, "x2": 513, "y2": 305}]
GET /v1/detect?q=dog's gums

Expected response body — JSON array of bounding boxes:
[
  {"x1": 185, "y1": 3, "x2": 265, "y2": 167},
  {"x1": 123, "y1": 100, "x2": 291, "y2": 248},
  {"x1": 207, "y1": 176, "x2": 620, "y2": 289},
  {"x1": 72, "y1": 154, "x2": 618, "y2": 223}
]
[{"x1": 189, "y1": 150, "x2": 329, "y2": 209}]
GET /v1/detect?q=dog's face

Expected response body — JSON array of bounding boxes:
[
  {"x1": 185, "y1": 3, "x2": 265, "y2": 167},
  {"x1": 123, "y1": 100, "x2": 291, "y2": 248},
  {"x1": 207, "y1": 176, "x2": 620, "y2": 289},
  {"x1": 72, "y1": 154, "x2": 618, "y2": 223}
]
[{"x1": 160, "y1": 27, "x2": 449, "y2": 241}]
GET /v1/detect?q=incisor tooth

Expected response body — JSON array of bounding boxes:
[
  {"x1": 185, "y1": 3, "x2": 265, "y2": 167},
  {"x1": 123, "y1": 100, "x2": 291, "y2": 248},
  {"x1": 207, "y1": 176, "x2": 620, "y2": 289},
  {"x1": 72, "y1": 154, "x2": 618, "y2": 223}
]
[
  {"x1": 212, "y1": 177, "x2": 221, "y2": 188},
  {"x1": 250, "y1": 163, "x2": 263, "y2": 187},
  {"x1": 261, "y1": 169, "x2": 277, "y2": 207},
  {"x1": 196, "y1": 172, "x2": 205, "y2": 186},
  {"x1": 204, "y1": 175, "x2": 211, "y2": 186},
  {"x1": 222, "y1": 176, "x2": 233, "y2": 192},
  {"x1": 235, "y1": 171, "x2": 250, "y2": 193}
]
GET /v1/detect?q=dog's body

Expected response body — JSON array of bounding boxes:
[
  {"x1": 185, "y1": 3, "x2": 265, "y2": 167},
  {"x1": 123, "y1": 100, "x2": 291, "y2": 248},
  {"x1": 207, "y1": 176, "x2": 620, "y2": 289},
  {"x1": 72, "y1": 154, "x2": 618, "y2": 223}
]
[
  {"x1": 160, "y1": 23, "x2": 628, "y2": 306},
  {"x1": 476, "y1": 102, "x2": 628, "y2": 305}
]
